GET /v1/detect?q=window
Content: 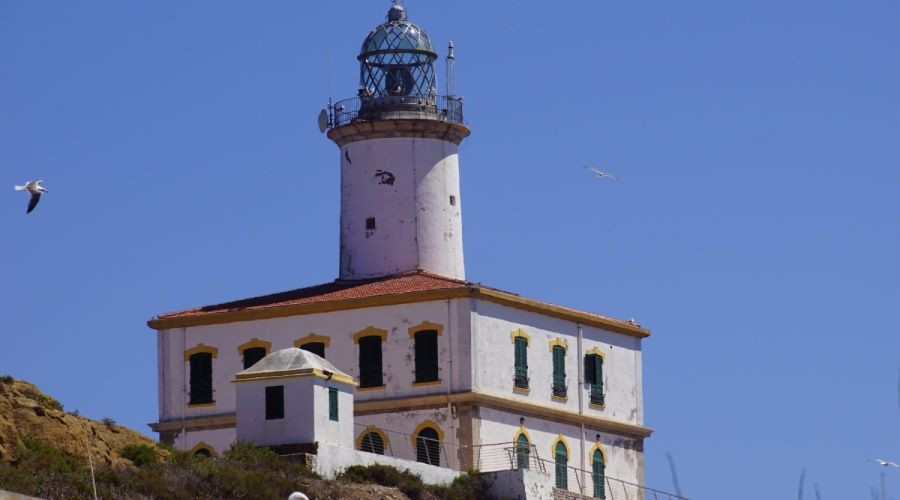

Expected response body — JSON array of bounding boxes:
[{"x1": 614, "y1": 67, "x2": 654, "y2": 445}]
[
  {"x1": 300, "y1": 342, "x2": 326, "y2": 359},
  {"x1": 242, "y1": 347, "x2": 267, "y2": 369},
  {"x1": 414, "y1": 330, "x2": 439, "y2": 383},
  {"x1": 555, "y1": 441, "x2": 568, "y2": 489},
  {"x1": 194, "y1": 448, "x2": 211, "y2": 458},
  {"x1": 359, "y1": 336, "x2": 383, "y2": 388},
  {"x1": 265, "y1": 385, "x2": 284, "y2": 420},
  {"x1": 360, "y1": 432, "x2": 386, "y2": 455},
  {"x1": 552, "y1": 345, "x2": 567, "y2": 398},
  {"x1": 329, "y1": 388, "x2": 338, "y2": 421},
  {"x1": 515, "y1": 433, "x2": 530, "y2": 469},
  {"x1": 415, "y1": 427, "x2": 441, "y2": 466},
  {"x1": 188, "y1": 353, "x2": 213, "y2": 405},
  {"x1": 585, "y1": 354, "x2": 604, "y2": 406},
  {"x1": 592, "y1": 449, "x2": 606, "y2": 499},
  {"x1": 514, "y1": 337, "x2": 529, "y2": 389},
  {"x1": 366, "y1": 217, "x2": 376, "y2": 230}
]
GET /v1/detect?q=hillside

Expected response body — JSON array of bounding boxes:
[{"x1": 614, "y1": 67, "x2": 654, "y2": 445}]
[
  {"x1": 0, "y1": 376, "x2": 162, "y2": 467},
  {"x1": 0, "y1": 376, "x2": 490, "y2": 499}
]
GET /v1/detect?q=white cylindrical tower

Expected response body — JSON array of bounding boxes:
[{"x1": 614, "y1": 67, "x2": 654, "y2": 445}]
[{"x1": 327, "y1": 3, "x2": 470, "y2": 281}]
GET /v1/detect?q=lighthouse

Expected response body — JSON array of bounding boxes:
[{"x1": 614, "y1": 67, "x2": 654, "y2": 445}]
[{"x1": 326, "y1": 2, "x2": 470, "y2": 280}]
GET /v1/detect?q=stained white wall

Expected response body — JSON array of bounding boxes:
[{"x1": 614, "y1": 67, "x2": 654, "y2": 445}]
[
  {"x1": 339, "y1": 138, "x2": 464, "y2": 280},
  {"x1": 183, "y1": 427, "x2": 236, "y2": 456},
  {"x1": 469, "y1": 300, "x2": 644, "y2": 425},
  {"x1": 476, "y1": 406, "x2": 643, "y2": 488},
  {"x1": 235, "y1": 377, "x2": 354, "y2": 448},
  {"x1": 355, "y1": 407, "x2": 456, "y2": 468},
  {"x1": 156, "y1": 298, "x2": 472, "y2": 425}
]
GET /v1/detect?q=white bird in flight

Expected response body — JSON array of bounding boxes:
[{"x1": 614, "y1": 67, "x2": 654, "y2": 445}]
[
  {"x1": 869, "y1": 458, "x2": 900, "y2": 468},
  {"x1": 14, "y1": 180, "x2": 48, "y2": 214},
  {"x1": 584, "y1": 166, "x2": 618, "y2": 181}
]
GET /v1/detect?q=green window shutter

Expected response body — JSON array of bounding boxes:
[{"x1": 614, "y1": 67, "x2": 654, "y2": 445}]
[
  {"x1": 328, "y1": 388, "x2": 338, "y2": 421},
  {"x1": 584, "y1": 354, "x2": 596, "y2": 385},
  {"x1": 516, "y1": 434, "x2": 530, "y2": 469},
  {"x1": 514, "y1": 338, "x2": 527, "y2": 369},
  {"x1": 555, "y1": 441, "x2": 568, "y2": 489},
  {"x1": 553, "y1": 346, "x2": 565, "y2": 378},
  {"x1": 359, "y1": 336, "x2": 383, "y2": 387},
  {"x1": 414, "y1": 330, "x2": 439, "y2": 383},
  {"x1": 592, "y1": 449, "x2": 606, "y2": 498}
]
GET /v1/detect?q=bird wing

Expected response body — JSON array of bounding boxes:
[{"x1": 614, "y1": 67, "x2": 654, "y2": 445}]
[{"x1": 26, "y1": 193, "x2": 41, "y2": 213}]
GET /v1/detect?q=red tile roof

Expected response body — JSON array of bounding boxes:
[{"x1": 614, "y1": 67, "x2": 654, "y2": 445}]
[{"x1": 150, "y1": 271, "x2": 648, "y2": 337}]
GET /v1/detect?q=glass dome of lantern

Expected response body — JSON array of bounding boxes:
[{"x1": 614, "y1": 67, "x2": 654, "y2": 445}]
[{"x1": 358, "y1": 2, "x2": 437, "y2": 100}]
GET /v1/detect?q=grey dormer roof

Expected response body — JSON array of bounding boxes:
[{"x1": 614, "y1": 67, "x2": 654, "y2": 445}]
[{"x1": 233, "y1": 347, "x2": 357, "y2": 386}]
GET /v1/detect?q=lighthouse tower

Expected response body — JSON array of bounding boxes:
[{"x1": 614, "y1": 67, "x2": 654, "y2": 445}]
[{"x1": 327, "y1": 2, "x2": 470, "y2": 281}]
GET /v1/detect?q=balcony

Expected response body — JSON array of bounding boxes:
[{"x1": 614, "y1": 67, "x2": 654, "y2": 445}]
[
  {"x1": 590, "y1": 386, "x2": 605, "y2": 407},
  {"x1": 552, "y1": 379, "x2": 567, "y2": 399},
  {"x1": 330, "y1": 95, "x2": 464, "y2": 129},
  {"x1": 513, "y1": 368, "x2": 529, "y2": 390}
]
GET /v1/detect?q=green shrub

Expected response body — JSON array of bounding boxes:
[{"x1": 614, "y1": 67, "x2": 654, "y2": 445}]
[
  {"x1": 339, "y1": 464, "x2": 425, "y2": 499},
  {"x1": 120, "y1": 444, "x2": 158, "y2": 467},
  {"x1": 18, "y1": 385, "x2": 63, "y2": 411},
  {"x1": 101, "y1": 417, "x2": 116, "y2": 429},
  {"x1": 0, "y1": 375, "x2": 14, "y2": 384}
]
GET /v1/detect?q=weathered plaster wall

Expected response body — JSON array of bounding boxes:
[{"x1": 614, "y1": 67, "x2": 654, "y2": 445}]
[
  {"x1": 340, "y1": 137, "x2": 464, "y2": 280},
  {"x1": 183, "y1": 427, "x2": 236, "y2": 456},
  {"x1": 235, "y1": 377, "x2": 354, "y2": 448},
  {"x1": 477, "y1": 406, "x2": 643, "y2": 489},
  {"x1": 355, "y1": 406, "x2": 457, "y2": 468},
  {"x1": 157, "y1": 298, "x2": 472, "y2": 450},
  {"x1": 469, "y1": 299, "x2": 643, "y2": 425},
  {"x1": 479, "y1": 469, "x2": 555, "y2": 500}
]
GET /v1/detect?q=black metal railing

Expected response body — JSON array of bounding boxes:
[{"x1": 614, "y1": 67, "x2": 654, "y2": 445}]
[
  {"x1": 590, "y1": 386, "x2": 605, "y2": 406},
  {"x1": 513, "y1": 371, "x2": 530, "y2": 390},
  {"x1": 552, "y1": 379, "x2": 567, "y2": 398},
  {"x1": 330, "y1": 95, "x2": 464, "y2": 128}
]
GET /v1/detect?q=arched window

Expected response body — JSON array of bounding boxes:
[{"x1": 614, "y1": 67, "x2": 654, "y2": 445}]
[
  {"x1": 592, "y1": 448, "x2": 606, "y2": 499},
  {"x1": 515, "y1": 433, "x2": 530, "y2": 469},
  {"x1": 360, "y1": 432, "x2": 386, "y2": 455},
  {"x1": 194, "y1": 448, "x2": 211, "y2": 457},
  {"x1": 188, "y1": 353, "x2": 213, "y2": 404},
  {"x1": 242, "y1": 347, "x2": 267, "y2": 369},
  {"x1": 415, "y1": 427, "x2": 441, "y2": 466},
  {"x1": 555, "y1": 441, "x2": 568, "y2": 489}
]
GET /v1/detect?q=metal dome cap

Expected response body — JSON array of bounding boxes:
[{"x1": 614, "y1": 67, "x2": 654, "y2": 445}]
[{"x1": 358, "y1": 2, "x2": 437, "y2": 98}]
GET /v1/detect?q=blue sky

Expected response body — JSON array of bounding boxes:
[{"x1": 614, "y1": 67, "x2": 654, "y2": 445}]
[{"x1": 1, "y1": 1, "x2": 898, "y2": 498}]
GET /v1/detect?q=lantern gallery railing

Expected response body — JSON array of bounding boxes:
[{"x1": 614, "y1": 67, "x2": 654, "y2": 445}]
[{"x1": 329, "y1": 95, "x2": 464, "y2": 129}]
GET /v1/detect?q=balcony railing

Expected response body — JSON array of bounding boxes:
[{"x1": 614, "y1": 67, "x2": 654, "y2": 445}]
[
  {"x1": 330, "y1": 95, "x2": 464, "y2": 129},
  {"x1": 590, "y1": 387, "x2": 605, "y2": 406},
  {"x1": 552, "y1": 378, "x2": 567, "y2": 398},
  {"x1": 514, "y1": 368, "x2": 529, "y2": 390}
]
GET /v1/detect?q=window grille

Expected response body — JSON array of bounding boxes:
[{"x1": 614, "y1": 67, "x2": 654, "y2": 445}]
[
  {"x1": 415, "y1": 427, "x2": 440, "y2": 466},
  {"x1": 360, "y1": 432, "x2": 385, "y2": 455}
]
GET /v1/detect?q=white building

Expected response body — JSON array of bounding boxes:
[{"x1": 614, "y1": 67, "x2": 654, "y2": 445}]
[{"x1": 149, "y1": 3, "x2": 653, "y2": 497}]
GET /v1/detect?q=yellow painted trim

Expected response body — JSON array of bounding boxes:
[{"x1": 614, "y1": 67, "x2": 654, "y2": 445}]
[
  {"x1": 548, "y1": 337, "x2": 568, "y2": 352},
  {"x1": 232, "y1": 368, "x2": 358, "y2": 387},
  {"x1": 408, "y1": 321, "x2": 444, "y2": 338},
  {"x1": 551, "y1": 395, "x2": 568, "y2": 403},
  {"x1": 585, "y1": 347, "x2": 606, "y2": 360},
  {"x1": 356, "y1": 426, "x2": 391, "y2": 452},
  {"x1": 412, "y1": 380, "x2": 443, "y2": 388},
  {"x1": 513, "y1": 386, "x2": 530, "y2": 395},
  {"x1": 551, "y1": 434, "x2": 571, "y2": 459},
  {"x1": 410, "y1": 420, "x2": 445, "y2": 447},
  {"x1": 513, "y1": 426, "x2": 532, "y2": 447},
  {"x1": 353, "y1": 391, "x2": 653, "y2": 438},
  {"x1": 184, "y1": 343, "x2": 218, "y2": 362},
  {"x1": 152, "y1": 391, "x2": 654, "y2": 438},
  {"x1": 357, "y1": 385, "x2": 386, "y2": 392},
  {"x1": 187, "y1": 402, "x2": 216, "y2": 409},
  {"x1": 148, "y1": 287, "x2": 651, "y2": 338},
  {"x1": 589, "y1": 403, "x2": 606, "y2": 411},
  {"x1": 189, "y1": 442, "x2": 217, "y2": 456},
  {"x1": 510, "y1": 328, "x2": 531, "y2": 344},
  {"x1": 352, "y1": 326, "x2": 388, "y2": 344},
  {"x1": 589, "y1": 441, "x2": 608, "y2": 466},
  {"x1": 294, "y1": 333, "x2": 331, "y2": 349},
  {"x1": 236, "y1": 338, "x2": 271, "y2": 356}
]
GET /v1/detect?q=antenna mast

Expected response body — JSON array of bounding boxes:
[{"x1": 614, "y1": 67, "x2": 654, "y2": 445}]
[{"x1": 445, "y1": 41, "x2": 455, "y2": 97}]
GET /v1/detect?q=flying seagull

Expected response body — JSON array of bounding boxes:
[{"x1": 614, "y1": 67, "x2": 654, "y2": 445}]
[
  {"x1": 14, "y1": 180, "x2": 48, "y2": 213},
  {"x1": 584, "y1": 166, "x2": 618, "y2": 181},
  {"x1": 869, "y1": 458, "x2": 900, "y2": 468}
]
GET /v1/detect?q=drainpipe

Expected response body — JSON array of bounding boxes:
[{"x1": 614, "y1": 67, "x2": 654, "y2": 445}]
[
  {"x1": 181, "y1": 327, "x2": 187, "y2": 450},
  {"x1": 577, "y1": 323, "x2": 586, "y2": 490},
  {"x1": 446, "y1": 299, "x2": 456, "y2": 469}
]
